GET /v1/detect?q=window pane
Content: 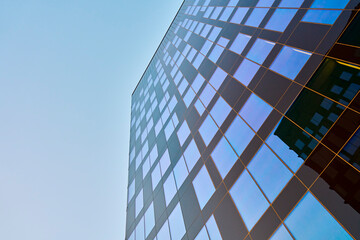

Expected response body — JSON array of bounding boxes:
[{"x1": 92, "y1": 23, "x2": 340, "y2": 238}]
[
  {"x1": 192, "y1": 73, "x2": 205, "y2": 93},
  {"x1": 159, "y1": 150, "x2": 171, "y2": 175},
  {"x1": 246, "y1": 38, "x2": 275, "y2": 64},
  {"x1": 206, "y1": 215, "x2": 222, "y2": 240},
  {"x1": 225, "y1": 116, "x2": 255, "y2": 156},
  {"x1": 195, "y1": 98, "x2": 206, "y2": 116},
  {"x1": 199, "y1": 84, "x2": 216, "y2": 107},
  {"x1": 270, "y1": 224, "x2": 293, "y2": 240},
  {"x1": 229, "y1": 33, "x2": 251, "y2": 55},
  {"x1": 265, "y1": 9, "x2": 298, "y2": 32},
  {"x1": 195, "y1": 226, "x2": 209, "y2": 240},
  {"x1": 210, "y1": 97, "x2": 231, "y2": 127},
  {"x1": 184, "y1": 88, "x2": 196, "y2": 108},
  {"x1": 270, "y1": 46, "x2": 311, "y2": 80},
  {"x1": 310, "y1": 0, "x2": 349, "y2": 9},
  {"x1": 279, "y1": 0, "x2": 303, "y2": 7},
  {"x1": 193, "y1": 166, "x2": 215, "y2": 208},
  {"x1": 219, "y1": 7, "x2": 235, "y2": 22},
  {"x1": 285, "y1": 192, "x2": 352, "y2": 240},
  {"x1": 239, "y1": 93, "x2": 272, "y2": 131},
  {"x1": 173, "y1": 156, "x2": 189, "y2": 188},
  {"x1": 151, "y1": 163, "x2": 161, "y2": 190},
  {"x1": 177, "y1": 120, "x2": 191, "y2": 146},
  {"x1": 135, "y1": 189, "x2": 143, "y2": 216},
  {"x1": 211, "y1": 137, "x2": 238, "y2": 178},
  {"x1": 257, "y1": 0, "x2": 275, "y2": 7},
  {"x1": 248, "y1": 145, "x2": 292, "y2": 202},
  {"x1": 184, "y1": 139, "x2": 201, "y2": 171},
  {"x1": 234, "y1": 59, "x2": 260, "y2": 86},
  {"x1": 136, "y1": 216, "x2": 145, "y2": 240},
  {"x1": 164, "y1": 172, "x2": 177, "y2": 206},
  {"x1": 230, "y1": 170, "x2": 269, "y2": 231},
  {"x1": 199, "y1": 115, "x2": 219, "y2": 146},
  {"x1": 209, "y1": 45, "x2": 225, "y2": 63},
  {"x1": 168, "y1": 203, "x2": 186, "y2": 240},
  {"x1": 230, "y1": 7, "x2": 249, "y2": 24},
  {"x1": 144, "y1": 203, "x2": 155, "y2": 237},
  {"x1": 209, "y1": 67, "x2": 227, "y2": 91},
  {"x1": 302, "y1": 10, "x2": 342, "y2": 25},
  {"x1": 245, "y1": 8, "x2": 269, "y2": 27},
  {"x1": 157, "y1": 221, "x2": 171, "y2": 240}
]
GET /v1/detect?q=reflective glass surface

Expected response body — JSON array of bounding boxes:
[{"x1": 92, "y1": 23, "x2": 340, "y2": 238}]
[
  {"x1": 193, "y1": 166, "x2": 215, "y2": 208},
  {"x1": 230, "y1": 7, "x2": 249, "y2": 24},
  {"x1": 177, "y1": 120, "x2": 191, "y2": 146},
  {"x1": 206, "y1": 215, "x2": 222, "y2": 240},
  {"x1": 164, "y1": 172, "x2": 177, "y2": 205},
  {"x1": 183, "y1": 139, "x2": 201, "y2": 171},
  {"x1": 173, "y1": 156, "x2": 189, "y2": 188},
  {"x1": 245, "y1": 8, "x2": 269, "y2": 27},
  {"x1": 246, "y1": 38, "x2": 275, "y2": 64},
  {"x1": 144, "y1": 203, "x2": 155, "y2": 237},
  {"x1": 210, "y1": 97, "x2": 231, "y2": 127},
  {"x1": 270, "y1": 224, "x2": 293, "y2": 240},
  {"x1": 229, "y1": 33, "x2": 251, "y2": 55},
  {"x1": 265, "y1": 9, "x2": 298, "y2": 32},
  {"x1": 211, "y1": 137, "x2": 238, "y2": 178},
  {"x1": 302, "y1": 10, "x2": 342, "y2": 25},
  {"x1": 199, "y1": 115, "x2": 219, "y2": 146},
  {"x1": 209, "y1": 67, "x2": 227, "y2": 91},
  {"x1": 233, "y1": 59, "x2": 260, "y2": 86},
  {"x1": 168, "y1": 203, "x2": 186, "y2": 240}
]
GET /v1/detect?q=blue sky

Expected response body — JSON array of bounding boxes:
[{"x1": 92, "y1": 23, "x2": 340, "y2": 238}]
[{"x1": 0, "y1": 0, "x2": 182, "y2": 239}]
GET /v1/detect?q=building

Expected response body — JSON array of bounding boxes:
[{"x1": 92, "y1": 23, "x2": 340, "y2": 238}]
[{"x1": 125, "y1": 0, "x2": 360, "y2": 239}]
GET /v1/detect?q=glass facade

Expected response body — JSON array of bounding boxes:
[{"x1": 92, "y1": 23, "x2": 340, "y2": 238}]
[{"x1": 126, "y1": 0, "x2": 360, "y2": 239}]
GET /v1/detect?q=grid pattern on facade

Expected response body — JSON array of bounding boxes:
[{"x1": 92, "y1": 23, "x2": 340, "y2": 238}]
[{"x1": 126, "y1": 0, "x2": 360, "y2": 239}]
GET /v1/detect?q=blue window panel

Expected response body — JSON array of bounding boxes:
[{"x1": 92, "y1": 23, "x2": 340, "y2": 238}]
[
  {"x1": 210, "y1": 97, "x2": 231, "y2": 127},
  {"x1": 206, "y1": 215, "x2": 222, "y2": 240},
  {"x1": 157, "y1": 221, "x2": 171, "y2": 240},
  {"x1": 265, "y1": 9, "x2": 298, "y2": 32},
  {"x1": 245, "y1": 8, "x2": 269, "y2": 27},
  {"x1": 168, "y1": 203, "x2": 186, "y2": 240},
  {"x1": 210, "y1": 7, "x2": 223, "y2": 20},
  {"x1": 285, "y1": 192, "x2": 353, "y2": 240},
  {"x1": 173, "y1": 156, "x2": 188, "y2": 188},
  {"x1": 178, "y1": 78, "x2": 188, "y2": 96},
  {"x1": 200, "y1": 24, "x2": 212, "y2": 38},
  {"x1": 184, "y1": 88, "x2": 196, "y2": 107},
  {"x1": 164, "y1": 121, "x2": 175, "y2": 140},
  {"x1": 193, "y1": 166, "x2": 215, "y2": 209},
  {"x1": 266, "y1": 132, "x2": 303, "y2": 172},
  {"x1": 135, "y1": 189, "x2": 143, "y2": 216},
  {"x1": 199, "y1": 84, "x2": 216, "y2": 107},
  {"x1": 177, "y1": 120, "x2": 190, "y2": 146},
  {"x1": 195, "y1": 98, "x2": 206, "y2": 115},
  {"x1": 233, "y1": 59, "x2": 260, "y2": 86},
  {"x1": 218, "y1": 37, "x2": 230, "y2": 48},
  {"x1": 230, "y1": 170, "x2": 269, "y2": 231},
  {"x1": 229, "y1": 33, "x2": 251, "y2": 55},
  {"x1": 248, "y1": 145, "x2": 292, "y2": 202},
  {"x1": 302, "y1": 9, "x2": 342, "y2": 25},
  {"x1": 310, "y1": 0, "x2": 350, "y2": 9},
  {"x1": 199, "y1": 115, "x2": 218, "y2": 146},
  {"x1": 192, "y1": 74, "x2": 205, "y2": 93},
  {"x1": 209, "y1": 67, "x2": 227, "y2": 90},
  {"x1": 230, "y1": 7, "x2": 249, "y2": 24},
  {"x1": 240, "y1": 94, "x2": 272, "y2": 131},
  {"x1": 159, "y1": 150, "x2": 171, "y2": 175},
  {"x1": 208, "y1": 26, "x2": 222, "y2": 41},
  {"x1": 211, "y1": 137, "x2": 238, "y2": 178},
  {"x1": 136, "y1": 216, "x2": 145, "y2": 240},
  {"x1": 228, "y1": 0, "x2": 239, "y2": 6},
  {"x1": 200, "y1": 40, "x2": 213, "y2": 55},
  {"x1": 225, "y1": 116, "x2": 255, "y2": 156},
  {"x1": 257, "y1": 0, "x2": 275, "y2": 7},
  {"x1": 270, "y1": 46, "x2": 311, "y2": 80},
  {"x1": 279, "y1": 0, "x2": 303, "y2": 7},
  {"x1": 184, "y1": 139, "x2": 201, "y2": 171},
  {"x1": 246, "y1": 38, "x2": 275, "y2": 64},
  {"x1": 144, "y1": 203, "x2": 155, "y2": 238},
  {"x1": 193, "y1": 53, "x2": 205, "y2": 69},
  {"x1": 219, "y1": 7, "x2": 235, "y2": 21},
  {"x1": 151, "y1": 163, "x2": 161, "y2": 190},
  {"x1": 270, "y1": 224, "x2": 293, "y2": 240},
  {"x1": 164, "y1": 172, "x2": 177, "y2": 206},
  {"x1": 195, "y1": 227, "x2": 209, "y2": 240},
  {"x1": 204, "y1": 6, "x2": 214, "y2": 18},
  {"x1": 209, "y1": 45, "x2": 225, "y2": 63}
]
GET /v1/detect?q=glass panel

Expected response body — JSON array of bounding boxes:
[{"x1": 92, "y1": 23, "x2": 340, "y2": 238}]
[
  {"x1": 208, "y1": 26, "x2": 222, "y2": 41},
  {"x1": 229, "y1": 33, "x2": 251, "y2": 55},
  {"x1": 136, "y1": 189, "x2": 143, "y2": 216},
  {"x1": 219, "y1": 7, "x2": 235, "y2": 22},
  {"x1": 164, "y1": 120, "x2": 175, "y2": 140},
  {"x1": 184, "y1": 88, "x2": 196, "y2": 108},
  {"x1": 194, "y1": 53, "x2": 205, "y2": 69},
  {"x1": 230, "y1": 7, "x2": 249, "y2": 24},
  {"x1": 246, "y1": 38, "x2": 275, "y2": 65},
  {"x1": 136, "y1": 216, "x2": 145, "y2": 240},
  {"x1": 248, "y1": 144, "x2": 293, "y2": 202},
  {"x1": 177, "y1": 120, "x2": 191, "y2": 146},
  {"x1": 302, "y1": 10, "x2": 342, "y2": 25},
  {"x1": 150, "y1": 144, "x2": 158, "y2": 165},
  {"x1": 210, "y1": 97, "x2": 232, "y2": 127},
  {"x1": 178, "y1": 78, "x2": 189, "y2": 96},
  {"x1": 225, "y1": 116, "x2": 255, "y2": 156},
  {"x1": 195, "y1": 98, "x2": 206, "y2": 115},
  {"x1": 151, "y1": 163, "x2": 161, "y2": 190},
  {"x1": 210, "y1": 7, "x2": 223, "y2": 20},
  {"x1": 128, "y1": 179, "x2": 135, "y2": 202},
  {"x1": 199, "y1": 84, "x2": 216, "y2": 107},
  {"x1": 270, "y1": 46, "x2": 311, "y2": 80},
  {"x1": 173, "y1": 156, "x2": 189, "y2": 188},
  {"x1": 239, "y1": 93, "x2": 273, "y2": 131},
  {"x1": 233, "y1": 59, "x2": 260, "y2": 86},
  {"x1": 209, "y1": 45, "x2": 225, "y2": 63},
  {"x1": 310, "y1": 0, "x2": 350, "y2": 9},
  {"x1": 195, "y1": 226, "x2": 209, "y2": 240},
  {"x1": 245, "y1": 8, "x2": 269, "y2": 27},
  {"x1": 211, "y1": 137, "x2": 238, "y2": 178},
  {"x1": 199, "y1": 114, "x2": 219, "y2": 146},
  {"x1": 257, "y1": 0, "x2": 275, "y2": 7},
  {"x1": 193, "y1": 166, "x2": 215, "y2": 208},
  {"x1": 285, "y1": 192, "x2": 352, "y2": 240},
  {"x1": 193, "y1": 73, "x2": 205, "y2": 93},
  {"x1": 265, "y1": 9, "x2": 298, "y2": 32},
  {"x1": 209, "y1": 67, "x2": 227, "y2": 91},
  {"x1": 230, "y1": 170, "x2": 269, "y2": 231},
  {"x1": 339, "y1": 128, "x2": 360, "y2": 169},
  {"x1": 144, "y1": 203, "x2": 155, "y2": 237},
  {"x1": 142, "y1": 156, "x2": 151, "y2": 178},
  {"x1": 164, "y1": 172, "x2": 177, "y2": 206},
  {"x1": 157, "y1": 221, "x2": 171, "y2": 240},
  {"x1": 168, "y1": 203, "x2": 186, "y2": 240},
  {"x1": 278, "y1": 0, "x2": 304, "y2": 8},
  {"x1": 270, "y1": 224, "x2": 293, "y2": 240},
  {"x1": 183, "y1": 139, "x2": 201, "y2": 171},
  {"x1": 159, "y1": 150, "x2": 171, "y2": 175},
  {"x1": 206, "y1": 215, "x2": 222, "y2": 240}
]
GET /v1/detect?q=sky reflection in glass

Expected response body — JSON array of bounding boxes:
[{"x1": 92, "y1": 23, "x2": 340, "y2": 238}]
[
  {"x1": 206, "y1": 215, "x2": 222, "y2": 240},
  {"x1": 209, "y1": 67, "x2": 227, "y2": 90},
  {"x1": 229, "y1": 33, "x2": 251, "y2": 55},
  {"x1": 183, "y1": 139, "x2": 201, "y2": 171},
  {"x1": 265, "y1": 9, "x2": 298, "y2": 32},
  {"x1": 246, "y1": 38, "x2": 275, "y2": 64},
  {"x1": 233, "y1": 59, "x2": 260, "y2": 86},
  {"x1": 164, "y1": 172, "x2": 177, "y2": 206},
  {"x1": 173, "y1": 156, "x2": 188, "y2": 188},
  {"x1": 210, "y1": 97, "x2": 231, "y2": 127},
  {"x1": 230, "y1": 7, "x2": 249, "y2": 24},
  {"x1": 230, "y1": 170, "x2": 269, "y2": 231},
  {"x1": 168, "y1": 203, "x2": 186, "y2": 240},
  {"x1": 193, "y1": 166, "x2": 215, "y2": 208},
  {"x1": 211, "y1": 137, "x2": 238, "y2": 178},
  {"x1": 177, "y1": 120, "x2": 190, "y2": 146},
  {"x1": 302, "y1": 10, "x2": 342, "y2": 25},
  {"x1": 245, "y1": 8, "x2": 269, "y2": 27},
  {"x1": 270, "y1": 224, "x2": 293, "y2": 240},
  {"x1": 199, "y1": 115, "x2": 218, "y2": 146}
]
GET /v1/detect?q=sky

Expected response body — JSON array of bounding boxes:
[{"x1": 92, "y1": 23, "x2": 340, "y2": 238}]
[{"x1": 0, "y1": 0, "x2": 182, "y2": 239}]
